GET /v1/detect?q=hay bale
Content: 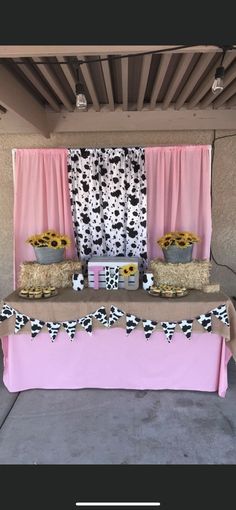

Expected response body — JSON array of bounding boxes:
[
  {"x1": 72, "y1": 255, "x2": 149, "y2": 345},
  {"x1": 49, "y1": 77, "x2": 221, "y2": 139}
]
[
  {"x1": 150, "y1": 259, "x2": 211, "y2": 290},
  {"x1": 19, "y1": 259, "x2": 82, "y2": 288}
]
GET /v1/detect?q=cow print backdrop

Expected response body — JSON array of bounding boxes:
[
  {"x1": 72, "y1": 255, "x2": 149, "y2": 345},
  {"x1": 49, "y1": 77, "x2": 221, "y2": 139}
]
[{"x1": 67, "y1": 148, "x2": 147, "y2": 271}]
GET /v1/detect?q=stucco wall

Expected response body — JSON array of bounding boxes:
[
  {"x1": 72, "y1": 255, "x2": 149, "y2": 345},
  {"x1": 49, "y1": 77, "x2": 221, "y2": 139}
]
[{"x1": 1, "y1": 130, "x2": 236, "y2": 298}]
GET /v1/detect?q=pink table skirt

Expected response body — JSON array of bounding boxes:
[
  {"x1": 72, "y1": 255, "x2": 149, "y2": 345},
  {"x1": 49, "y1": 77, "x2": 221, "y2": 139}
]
[{"x1": 1, "y1": 329, "x2": 232, "y2": 397}]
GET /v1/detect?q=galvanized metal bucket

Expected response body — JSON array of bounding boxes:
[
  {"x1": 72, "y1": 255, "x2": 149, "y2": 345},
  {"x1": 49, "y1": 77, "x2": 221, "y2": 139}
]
[
  {"x1": 34, "y1": 247, "x2": 65, "y2": 264},
  {"x1": 162, "y1": 244, "x2": 193, "y2": 264}
]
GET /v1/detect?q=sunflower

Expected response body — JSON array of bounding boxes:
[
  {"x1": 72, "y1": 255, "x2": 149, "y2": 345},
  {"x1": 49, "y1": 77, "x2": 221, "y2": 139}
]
[
  {"x1": 26, "y1": 235, "x2": 37, "y2": 245},
  {"x1": 120, "y1": 264, "x2": 132, "y2": 277},
  {"x1": 43, "y1": 229, "x2": 58, "y2": 237},
  {"x1": 176, "y1": 239, "x2": 188, "y2": 248},
  {"x1": 163, "y1": 240, "x2": 171, "y2": 248},
  {"x1": 58, "y1": 235, "x2": 71, "y2": 248},
  {"x1": 48, "y1": 237, "x2": 61, "y2": 249}
]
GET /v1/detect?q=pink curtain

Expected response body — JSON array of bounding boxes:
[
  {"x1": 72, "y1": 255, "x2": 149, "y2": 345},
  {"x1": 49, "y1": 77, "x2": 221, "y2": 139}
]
[
  {"x1": 13, "y1": 148, "x2": 76, "y2": 287},
  {"x1": 145, "y1": 145, "x2": 212, "y2": 261}
]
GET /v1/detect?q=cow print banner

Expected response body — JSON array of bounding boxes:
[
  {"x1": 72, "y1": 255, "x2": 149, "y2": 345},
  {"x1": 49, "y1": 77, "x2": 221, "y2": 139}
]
[
  {"x1": 67, "y1": 148, "x2": 147, "y2": 271},
  {"x1": 78, "y1": 315, "x2": 93, "y2": 335},
  {"x1": 126, "y1": 314, "x2": 141, "y2": 335},
  {"x1": 142, "y1": 319, "x2": 157, "y2": 340},
  {"x1": 14, "y1": 312, "x2": 29, "y2": 334},
  {"x1": 105, "y1": 266, "x2": 119, "y2": 290},
  {"x1": 92, "y1": 307, "x2": 109, "y2": 327},
  {"x1": 0, "y1": 304, "x2": 15, "y2": 322},
  {"x1": 62, "y1": 320, "x2": 78, "y2": 341},
  {"x1": 178, "y1": 319, "x2": 194, "y2": 340},
  {"x1": 109, "y1": 305, "x2": 125, "y2": 327},
  {"x1": 212, "y1": 304, "x2": 230, "y2": 326},
  {"x1": 196, "y1": 312, "x2": 212, "y2": 333},
  {"x1": 161, "y1": 322, "x2": 177, "y2": 343},
  {"x1": 46, "y1": 322, "x2": 61, "y2": 342},
  {"x1": 30, "y1": 319, "x2": 45, "y2": 339}
]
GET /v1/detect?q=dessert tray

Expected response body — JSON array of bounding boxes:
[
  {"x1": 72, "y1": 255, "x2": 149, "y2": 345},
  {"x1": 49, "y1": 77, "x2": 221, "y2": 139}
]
[
  {"x1": 148, "y1": 285, "x2": 189, "y2": 298},
  {"x1": 18, "y1": 288, "x2": 58, "y2": 299}
]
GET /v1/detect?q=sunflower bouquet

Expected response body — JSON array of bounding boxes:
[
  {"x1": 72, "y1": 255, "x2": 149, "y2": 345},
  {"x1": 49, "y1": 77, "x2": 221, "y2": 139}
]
[
  {"x1": 158, "y1": 231, "x2": 200, "y2": 249},
  {"x1": 119, "y1": 263, "x2": 138, "y2": 277},
  {"x1": 26, "y1": 230, "x2": 71, "y2": 249}
]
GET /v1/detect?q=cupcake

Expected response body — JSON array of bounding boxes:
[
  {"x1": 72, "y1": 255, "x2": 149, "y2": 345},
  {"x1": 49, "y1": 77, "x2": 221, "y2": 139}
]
[
  {"x1": 28, "y1": 287, "x2": 35, "y2": 299},
  {"x1": 34, "y1": 288, "x2": 43, "y2": 299},
  {"x1": 150, "y1": 286, "x2": 161, "y2": 295},
  {"x1": 43, "y1": 287, "x2": 51, "y2": 298},
  {"x1": 19, "y1": 288, "x2": 29, "y2": 298},
  {"x1": 49, "y1": 286, "x2": 57, "y2": 295}
]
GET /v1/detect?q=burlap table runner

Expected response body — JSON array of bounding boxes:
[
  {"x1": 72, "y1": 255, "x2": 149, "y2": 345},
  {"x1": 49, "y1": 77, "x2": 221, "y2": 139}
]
[{"x1": 1, "y1": 288, "x2": 236, "y2": 356}]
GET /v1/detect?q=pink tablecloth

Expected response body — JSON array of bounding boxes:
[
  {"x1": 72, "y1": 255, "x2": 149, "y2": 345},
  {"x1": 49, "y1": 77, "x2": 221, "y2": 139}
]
[{"x1": 1, "y1": 329, "x2": 232, "y2": 397}]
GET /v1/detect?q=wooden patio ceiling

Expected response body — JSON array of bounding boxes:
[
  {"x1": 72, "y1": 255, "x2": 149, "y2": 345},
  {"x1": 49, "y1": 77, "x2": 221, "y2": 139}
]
[{"x1": 0, "y1": 45, "x2": 236, "y2": 136}]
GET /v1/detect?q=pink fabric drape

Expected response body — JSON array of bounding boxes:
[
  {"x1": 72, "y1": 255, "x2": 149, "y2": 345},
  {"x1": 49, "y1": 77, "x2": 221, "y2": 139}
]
[
  {"x1": 13, "y1": 149, "x2": 76, "y2": 287},
  {"x1": 145, "y1": 145, "x2": 212, "y2": 261}
]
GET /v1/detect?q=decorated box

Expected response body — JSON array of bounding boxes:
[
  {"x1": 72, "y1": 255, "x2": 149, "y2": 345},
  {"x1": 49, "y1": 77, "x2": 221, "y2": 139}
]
[{"x1": 88, "y1": 256, "x2": 140, "y2": 290}]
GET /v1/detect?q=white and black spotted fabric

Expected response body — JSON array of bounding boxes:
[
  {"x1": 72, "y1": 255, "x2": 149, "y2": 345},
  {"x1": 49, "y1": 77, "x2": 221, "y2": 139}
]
[
  {"x1": 0, "y1": 304, "x2": 14, "y2": 322},
  {"x1": 178, "y1": 319, "x2": 194, "y2": 340},
  {"x1": 212, "y1": 304, "x2": 229, "y2": 326},
  {"x1": 72, "y1": 273, "x2": 84, "y2": 291},
  {"x1": 161, "y1": 321, "x2": 177, "y2": 343},
  {"x1": 67, "y1": 147, "x2": 147, "y2": 271},
  {"x1": 14, "y1": 312, "x2": 29, "y2": 333},
  {"x1": 196, "y1": 312, "x2": 212, "y2": 333},
  {"x1": 105, "y1": 266, "x2": 119, "y2": 290},
  {"x1": 62, "y1": 320, "x2": 78, "y2": 341},
  {"x1": 126, "y1": 314, "x2": 141, "y2": 335},
  {"x1": 109, "y1": 305, "x2": 124, "y2": 326},
  {"x1": 92, "y1": 307, "x2": 109, "y2": 327},
  {"x1": 142, "y1": 319, "x2": 157, "y2": 340},
  {"x1": 46, "y1": 322, "x2": 61, "y2": 342},
  {"x1": 30, "y1": 319, "x2": 45, "y2": 339},
  {"x1": 78, "y1": 315, "x2": 93, "y2": 335},
  {"x1": 142, "y1": 272, "x2": 154, "y2": 291}
]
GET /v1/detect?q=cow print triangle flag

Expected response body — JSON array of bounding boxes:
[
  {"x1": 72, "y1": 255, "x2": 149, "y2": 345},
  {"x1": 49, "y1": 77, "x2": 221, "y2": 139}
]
[
  {"x1": 46, "y1": 322, "x2": 61, "y2": 342},
  {"x1": 14, "y1": 312, "x2": 29, "y2": 333},
  {"x1": 178, "y1": 319, "x2": 194, "y2": 340},
  {"x1": 109, "y1": 305, "x2": 124, "y2": 327},
  {"x1": 211, "y1": 304, "x2": 229, "y2": 326},
  {"x1": 62, "y1": 320, "x2": 78, "y2": 341},
  {"x1": 196, "y1": 312, "x2": 212, "y2": 333},
  {"x1": 161, "y1": 321, "x2": 177, "y2": 343},
  {"x1": 0, "y1": 303, "x2": 14, "y2": 322},
  {"x1": 142, "y1": 319, "x2": 157, "y2": 340},
  {"x1": 126, "y1": 314, "x2": 141, "y2": 335},
  {"x1": 92, "y1": 307, "x2": 109, "y2": 327},
  {"x1": 78, "y1": 315, "x2": 93, "y2": 335},
  {"x1": 30, "y1": 318, "x2": 45, "y2": 339}
]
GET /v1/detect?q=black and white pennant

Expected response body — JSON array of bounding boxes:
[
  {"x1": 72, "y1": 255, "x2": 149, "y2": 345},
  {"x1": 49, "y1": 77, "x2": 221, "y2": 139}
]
[
  {"x1": 92, "y1": 307, "x2": 109, "y2": 327},
  {"x1": 178, "y1": 319, "x2": 194, "y2": 340},
  {"x1": 109, "y1": 305, "x2": 124, "y2": 327},
  {"x1": 30, "y1": 319, "x2": 45, "y2": 339},
  {"x1": 78, "y1": 315, "x2": 93, "y2": 335},
  {"x1": 14, "y1": 312, "x2": 29, "y2": 333},
  {"x1": 126, "y1": 314, "x2": 141, "y2": 335},
  {"x1": 142, "y1": 319, "x2": 157, "y2": 340},
  {"x1": 0, "y1": 303, "x2": 14, "y2": 322},
  {"x1": 196, "y1": 312, "x2": 212, "y2": 333},
  {"x1": 62, "y1": 320, "x2": 78, "y2": 341},
  {"x1": 161, "y1": 321, "x2": 177, "y2": 343},
  {"x1": 46, "y1": 322, "x2": 61, "y2": 342},
  {"x1": 211, "y1": 304, "x2": 230, "y2": 327}
]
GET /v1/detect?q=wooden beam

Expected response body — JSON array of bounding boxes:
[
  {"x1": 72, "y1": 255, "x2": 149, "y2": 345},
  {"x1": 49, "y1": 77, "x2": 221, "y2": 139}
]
[
  {"x1": 150, "y1": 54, "x2": 172, "y2": 109},
  {"x1": 14, "y1": 59, "x2": 60, "y2": 112},
  {"x1": 33, "y1": 57, "x2": 74, "y2": 111},
  {"x1": 137, "y1": 54, "x2": 152, "y2": 111},
  {"x1": 56, "y1": 56, "x2": 76, "y2": 94},
  {"x1": 0, "y1": 63, "x2": 49, "y2": 136},
  {"x1": 78, "y1": 56, "x2": 100, "y2": 112},
  {"x1": 0, "y1": 45, "x2": 225, "y2": 58},
  {"x1": 162, "y1": 53, "x2": 193, "y2": 110},
  {"x1": 101, "y1": 55, "x2": 114, "y2": 111},
  {"x1": 225, "y1": 95, "x2": 236, "y2": 107},
  {"x1": 200, "y1": 58, "x2": 236, "y2": 108},
  {"x1": 175, "y1": 53, "x2": 215, "y2": 109},
  {"x1": 121, "y1": 57, "x2": 128, "y2": 111},
  {"x1": 213, "y1": 80, "x2": 236, "y2": 108},
  {"x1": 187, "y1": 53, "x2": 235, "y2": 108},
  {"x1": 43, "y1": 106, "x2": 236, "y2": 133}
]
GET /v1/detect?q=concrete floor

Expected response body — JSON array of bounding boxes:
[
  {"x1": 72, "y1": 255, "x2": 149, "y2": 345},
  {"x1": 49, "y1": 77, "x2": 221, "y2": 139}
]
[{"x1": 0, "y1": 350, "x2": 236, "y2": 464}]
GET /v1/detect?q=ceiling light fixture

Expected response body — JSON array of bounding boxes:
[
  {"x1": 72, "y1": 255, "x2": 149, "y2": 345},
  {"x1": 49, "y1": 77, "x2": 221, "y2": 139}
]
[
  {"x1": 75, "y1": 64, "x2": 87, "y2": 111},
  {"x1": 212, "y1": 48, "x2": 227, "y2": 95}
]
